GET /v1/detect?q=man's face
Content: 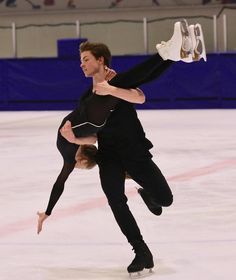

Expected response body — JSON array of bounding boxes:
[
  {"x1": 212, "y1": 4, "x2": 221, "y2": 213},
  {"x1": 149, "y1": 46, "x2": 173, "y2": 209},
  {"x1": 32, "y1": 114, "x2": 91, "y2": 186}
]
[{"x1": 80, "y1": 51, "x2": 102, "y2": 77}]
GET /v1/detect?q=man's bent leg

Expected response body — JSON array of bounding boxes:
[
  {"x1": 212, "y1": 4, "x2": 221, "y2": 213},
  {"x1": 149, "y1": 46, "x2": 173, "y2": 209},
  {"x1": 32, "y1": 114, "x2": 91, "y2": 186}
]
[{"x1": 125, "y1": 159, "x2": 173, "y2": 215}]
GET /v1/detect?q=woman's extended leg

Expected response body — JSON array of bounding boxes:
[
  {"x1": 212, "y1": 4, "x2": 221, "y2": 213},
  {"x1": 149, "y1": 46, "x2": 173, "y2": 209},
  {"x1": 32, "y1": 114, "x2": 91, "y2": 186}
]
[
  {"x1": 109, "y1": 19, "x2": 196, "y2": 89},
  {"x1": 110, "y1": 53, "x2": 173, "y2": 89}
]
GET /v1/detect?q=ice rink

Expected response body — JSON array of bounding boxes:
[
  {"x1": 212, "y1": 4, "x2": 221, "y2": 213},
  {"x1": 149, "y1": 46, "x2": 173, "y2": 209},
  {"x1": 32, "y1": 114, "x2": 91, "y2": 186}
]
[{"x1": 0, "y1": 109, "x2": 235, "y2": 280}]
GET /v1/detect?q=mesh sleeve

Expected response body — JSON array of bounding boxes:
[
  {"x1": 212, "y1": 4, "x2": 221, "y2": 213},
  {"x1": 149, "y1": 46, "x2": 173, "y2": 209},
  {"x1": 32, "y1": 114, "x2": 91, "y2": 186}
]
[{"x1": 45, "y1": 161, "x2": 75, "y2": 216}]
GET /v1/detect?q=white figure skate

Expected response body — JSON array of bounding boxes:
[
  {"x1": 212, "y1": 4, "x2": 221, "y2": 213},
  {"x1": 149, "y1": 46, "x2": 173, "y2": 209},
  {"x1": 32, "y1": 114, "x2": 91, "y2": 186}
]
[
  {"x1": 156, "y1": 19, "x2": 192, "y2": 62},
  {"x1": 189, "y1": 23, "x2": 207, "y2": 62}
]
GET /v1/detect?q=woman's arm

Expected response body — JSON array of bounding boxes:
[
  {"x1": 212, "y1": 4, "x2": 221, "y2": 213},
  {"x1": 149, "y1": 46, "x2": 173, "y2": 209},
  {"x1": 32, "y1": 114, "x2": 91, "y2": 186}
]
[
  {"x1": 60, "y1": 121, "x2": 97, "y2": 144},
  {"x1": 37, "y1": 161, "x2": 75, "y2": 234},
  {"x1": 94, "y1": 81, "x2": 145, "y2": 104}
]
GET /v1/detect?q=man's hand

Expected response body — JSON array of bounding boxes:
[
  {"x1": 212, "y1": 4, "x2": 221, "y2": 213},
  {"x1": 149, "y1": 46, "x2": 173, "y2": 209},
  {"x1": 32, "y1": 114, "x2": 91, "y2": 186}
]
[
  {"x1": 104, "y1": 66, "x2": 117, "y2": 81},
  {"x1": 60, "y1": 120, "x2": 76, "y2": 143},
  {"x1": 37, "y1": 211, "x2": 48, "y2": 234}
]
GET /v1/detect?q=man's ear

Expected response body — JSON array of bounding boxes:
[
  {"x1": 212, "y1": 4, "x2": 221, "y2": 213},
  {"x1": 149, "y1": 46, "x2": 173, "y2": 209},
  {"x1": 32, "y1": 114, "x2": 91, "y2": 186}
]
[{"x1": 98, "y1": 56, "x2": 105, "y2": 65}]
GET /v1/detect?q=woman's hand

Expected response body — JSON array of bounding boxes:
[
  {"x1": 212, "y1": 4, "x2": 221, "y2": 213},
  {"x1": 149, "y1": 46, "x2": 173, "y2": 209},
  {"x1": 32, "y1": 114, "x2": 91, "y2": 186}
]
[
  {"x1": 93, "y1": 67, "x2": 116, "y2": 96},
  {"x1": 93, "y1": 81, "x2": 115, "y2": 96},
  {"x1": 104, "y1": 67, "x2": 117, "y2": 81},
  {"x1": 37, "y1": 211, "x2": 48, "y2": 234}
]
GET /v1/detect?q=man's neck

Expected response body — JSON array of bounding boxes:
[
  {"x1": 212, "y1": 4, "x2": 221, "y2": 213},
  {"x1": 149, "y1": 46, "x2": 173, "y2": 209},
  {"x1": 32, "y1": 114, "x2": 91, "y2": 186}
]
[{"x1": 92, "y1": 68, "x2": 106, "y2": 84}]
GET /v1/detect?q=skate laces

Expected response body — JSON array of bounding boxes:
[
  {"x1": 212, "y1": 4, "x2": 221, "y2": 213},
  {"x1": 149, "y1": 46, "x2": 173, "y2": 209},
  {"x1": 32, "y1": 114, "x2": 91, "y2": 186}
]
[
  {"x1": 182, "y1": 36, "x2": 192, "y2": 53},
  {"x1": 194, "y1": 27, "x2": 203, "y2": 55},
  {"x1": 195, "y1": 39, "x2": 202, "y2": 55}
]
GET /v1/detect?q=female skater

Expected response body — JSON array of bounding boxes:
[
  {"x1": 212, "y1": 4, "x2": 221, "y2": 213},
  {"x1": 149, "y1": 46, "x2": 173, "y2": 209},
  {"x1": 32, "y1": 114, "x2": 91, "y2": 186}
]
[{"x1": 38, "y1": 20, "x2": 206, "y2": 275}]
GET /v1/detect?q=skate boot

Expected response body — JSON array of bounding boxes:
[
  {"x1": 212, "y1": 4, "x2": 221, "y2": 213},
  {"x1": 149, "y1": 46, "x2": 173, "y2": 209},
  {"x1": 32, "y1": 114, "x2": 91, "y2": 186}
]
[
  {"x1": 138, "y1": 188, "x2": 162, "y2": 216},
  {"x1": 189, "y1": 23, "x2": 207, "y2": 62},
  {"x1": 156, "y1": 19, "x2": 192, "y2": 62},
  {"x1": 127, "y1": 240, "x2": 154, "y2": 276}
]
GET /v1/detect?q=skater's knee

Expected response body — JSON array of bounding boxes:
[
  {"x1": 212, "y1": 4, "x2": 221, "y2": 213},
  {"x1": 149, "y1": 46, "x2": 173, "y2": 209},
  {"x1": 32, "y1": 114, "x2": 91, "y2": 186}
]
[
  {"x1": 151, "y1": 189, "x2": 173, "y2": 207},
  {"x1": 162, "y1": 193, "x2": 173, "y2": 207}
]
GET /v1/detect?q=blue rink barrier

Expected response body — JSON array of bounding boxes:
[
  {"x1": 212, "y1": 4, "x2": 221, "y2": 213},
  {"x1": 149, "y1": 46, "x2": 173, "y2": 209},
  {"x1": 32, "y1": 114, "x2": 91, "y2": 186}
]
[{"x1": 0, "y1": 53, "x2": 236, "y2": 110}]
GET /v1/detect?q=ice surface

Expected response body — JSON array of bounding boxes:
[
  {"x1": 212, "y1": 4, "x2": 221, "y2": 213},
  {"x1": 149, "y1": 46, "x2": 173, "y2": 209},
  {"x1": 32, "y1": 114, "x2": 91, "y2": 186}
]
[{"x1": 0, "y1": 110, "x2": 235, "y2": 280}]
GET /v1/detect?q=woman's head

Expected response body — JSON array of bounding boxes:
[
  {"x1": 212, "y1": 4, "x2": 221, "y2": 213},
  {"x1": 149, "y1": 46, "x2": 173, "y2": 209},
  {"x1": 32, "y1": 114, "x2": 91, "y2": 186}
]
[
  {"x1": 75, "y1": 145, "x2": 132, "y2": 180},
  {"x1": 75, "y1": 144, "x2": 98, "y2": 169}
]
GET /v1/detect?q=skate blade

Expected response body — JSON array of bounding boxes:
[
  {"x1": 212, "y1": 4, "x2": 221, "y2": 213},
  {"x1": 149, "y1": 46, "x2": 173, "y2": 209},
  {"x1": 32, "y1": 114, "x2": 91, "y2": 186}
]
[{"x1": 129, "y1": 268, "x2": 154, "y2": 279}]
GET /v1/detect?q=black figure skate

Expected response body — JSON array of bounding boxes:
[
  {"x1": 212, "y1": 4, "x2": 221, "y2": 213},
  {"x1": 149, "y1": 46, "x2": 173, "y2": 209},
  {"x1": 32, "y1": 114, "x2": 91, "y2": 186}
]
[{"x1": 128, "y1": 241, "x2": 154, "y2": 277}]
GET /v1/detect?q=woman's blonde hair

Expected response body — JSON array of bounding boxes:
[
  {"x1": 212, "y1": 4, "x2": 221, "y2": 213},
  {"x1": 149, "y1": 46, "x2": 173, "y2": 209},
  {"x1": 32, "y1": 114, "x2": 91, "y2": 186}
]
[
  {"x1": 76, "y1": 145, "x2": 132, "y2": 179},
  {"x1": 76, "y1": 145, "x2": 98, "y2": 169}
]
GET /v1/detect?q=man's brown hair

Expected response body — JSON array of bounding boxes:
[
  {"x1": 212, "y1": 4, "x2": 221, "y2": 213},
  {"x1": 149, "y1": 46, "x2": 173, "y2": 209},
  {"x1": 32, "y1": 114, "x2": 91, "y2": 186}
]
[{"x1": 79, "y1": 41, "x2": 111, "y2": 67}]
